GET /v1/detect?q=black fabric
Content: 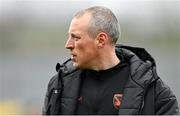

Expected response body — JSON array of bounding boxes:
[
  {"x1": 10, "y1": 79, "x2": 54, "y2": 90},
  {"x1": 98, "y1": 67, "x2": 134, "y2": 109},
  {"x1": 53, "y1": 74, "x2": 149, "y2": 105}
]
[
  {"x1": 75, "y1": 56, "x2": 130, "y2": 114},
  {"x1": 141, "y1": 78, "x2": 156, "y2": 114}
]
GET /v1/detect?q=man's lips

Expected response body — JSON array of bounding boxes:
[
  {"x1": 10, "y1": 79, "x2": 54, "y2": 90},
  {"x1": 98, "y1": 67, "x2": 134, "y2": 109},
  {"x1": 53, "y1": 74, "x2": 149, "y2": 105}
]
[
  {"x1": 70, "y1": 53, "x2": 76, "y2": 61},
  {"x1": 70, "y1": 53, "x2": 76, "y2": 57}
]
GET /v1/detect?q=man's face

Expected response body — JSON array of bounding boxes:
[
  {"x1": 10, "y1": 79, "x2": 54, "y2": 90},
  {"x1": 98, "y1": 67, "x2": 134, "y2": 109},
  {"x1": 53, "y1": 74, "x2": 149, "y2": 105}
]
[{"x1": 65, "y1": 13, "x2": 98, "y2": 69}]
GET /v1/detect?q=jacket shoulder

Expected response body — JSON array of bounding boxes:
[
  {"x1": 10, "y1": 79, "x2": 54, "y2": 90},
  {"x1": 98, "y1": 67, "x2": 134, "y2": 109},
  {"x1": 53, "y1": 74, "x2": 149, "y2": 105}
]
[
  {"x1": 47, "y1": 74, "x2": 58, "y2": 90},
  {"x1": 116, "y1": 45, "x2": 158, "y2": 88},
  {"x1": 154, "y1": 78, "x2": 179, "y2": 115},
  {"x1": 42, "y1": 73, "x2": 59, "y2": 115}
]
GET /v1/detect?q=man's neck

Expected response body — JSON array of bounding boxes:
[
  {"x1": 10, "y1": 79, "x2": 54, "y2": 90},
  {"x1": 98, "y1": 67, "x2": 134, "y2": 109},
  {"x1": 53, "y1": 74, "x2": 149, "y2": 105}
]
[{"x1": 91, "y1": 50, "x2": 120, "y2": 71}]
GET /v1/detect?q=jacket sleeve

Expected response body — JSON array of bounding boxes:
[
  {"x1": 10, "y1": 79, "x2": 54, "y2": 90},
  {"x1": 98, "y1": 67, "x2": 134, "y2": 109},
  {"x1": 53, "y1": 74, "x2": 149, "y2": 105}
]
[
  {"x1": 155, "y1": 78, "x2": 179, "y2": 115},
  {"x1": 42, "y1": 74, "x2": 58, "y2": 115}
]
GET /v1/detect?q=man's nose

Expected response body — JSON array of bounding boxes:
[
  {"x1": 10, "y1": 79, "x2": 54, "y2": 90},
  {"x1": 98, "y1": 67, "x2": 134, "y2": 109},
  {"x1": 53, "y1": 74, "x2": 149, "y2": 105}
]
[{"x1": 65, "y1": 38, "x2": 74, "y2": 49}]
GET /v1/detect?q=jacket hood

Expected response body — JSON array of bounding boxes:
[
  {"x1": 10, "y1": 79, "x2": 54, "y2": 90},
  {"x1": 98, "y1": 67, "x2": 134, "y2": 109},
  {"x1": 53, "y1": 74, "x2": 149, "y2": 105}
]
[
  {"x1": 116, "y1": 44, "x2": 156, "y2": 66},
  {"x1": 116, "y1": 44, "x2": 158, "y2": 88}
]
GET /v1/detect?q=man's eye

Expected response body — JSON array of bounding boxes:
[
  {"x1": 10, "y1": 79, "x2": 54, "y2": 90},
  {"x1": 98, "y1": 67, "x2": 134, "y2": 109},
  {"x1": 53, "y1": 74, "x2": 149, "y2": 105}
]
[
  {"x1": 70, "y1": 34, "x2": 80, "y2": 41},
  {"x1": 75, "y1": 37, "x2": 80, "y2": 41}
]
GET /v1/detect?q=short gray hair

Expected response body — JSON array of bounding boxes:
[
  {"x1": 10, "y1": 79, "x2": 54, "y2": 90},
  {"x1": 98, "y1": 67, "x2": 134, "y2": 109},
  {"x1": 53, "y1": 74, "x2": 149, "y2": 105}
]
[{"x1": 74, "y1": 6, "x2": 120, "y2": 45}]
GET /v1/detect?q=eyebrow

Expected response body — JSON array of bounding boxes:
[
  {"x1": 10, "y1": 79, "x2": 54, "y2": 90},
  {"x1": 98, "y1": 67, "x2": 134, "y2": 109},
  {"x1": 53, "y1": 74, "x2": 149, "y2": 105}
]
[{"x1": 71, "y1": 33, "x2": 81, "y2": 39}]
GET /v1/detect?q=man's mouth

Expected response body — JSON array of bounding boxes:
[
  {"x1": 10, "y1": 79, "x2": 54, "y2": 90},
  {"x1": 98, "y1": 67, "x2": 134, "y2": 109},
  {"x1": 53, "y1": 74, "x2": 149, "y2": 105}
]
[{"x1": 70, "y1": 54, "x2": 77, "y2": 61}]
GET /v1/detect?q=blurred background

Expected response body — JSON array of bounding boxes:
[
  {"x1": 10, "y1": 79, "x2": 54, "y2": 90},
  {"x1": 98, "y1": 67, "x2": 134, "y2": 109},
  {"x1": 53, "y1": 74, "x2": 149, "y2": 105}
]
[{"x1": 0, "y1": 0, "x2": 179, "y2": 114}]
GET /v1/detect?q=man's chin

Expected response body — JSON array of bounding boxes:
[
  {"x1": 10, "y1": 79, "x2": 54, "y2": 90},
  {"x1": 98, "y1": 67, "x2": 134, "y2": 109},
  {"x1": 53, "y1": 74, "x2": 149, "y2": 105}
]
[
  {"x1": 73, "y1": 62, "x2": 80, "y2": 69},
  {"x1": 73, "y1": 62, "x2": 85, "y2": 70}
]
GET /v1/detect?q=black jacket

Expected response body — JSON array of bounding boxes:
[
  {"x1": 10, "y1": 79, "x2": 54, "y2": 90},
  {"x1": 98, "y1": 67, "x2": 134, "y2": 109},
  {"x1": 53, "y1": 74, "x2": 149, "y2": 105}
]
[{"x1": 42, "y1": 45, "x2": 179, "y2": 115}]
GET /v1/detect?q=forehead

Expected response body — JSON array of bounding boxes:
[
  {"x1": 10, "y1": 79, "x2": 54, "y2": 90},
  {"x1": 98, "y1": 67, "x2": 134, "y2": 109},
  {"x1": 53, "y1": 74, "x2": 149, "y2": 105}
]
[{"x1": 68, "y1": 13, "x2": 91, "y2": 34}]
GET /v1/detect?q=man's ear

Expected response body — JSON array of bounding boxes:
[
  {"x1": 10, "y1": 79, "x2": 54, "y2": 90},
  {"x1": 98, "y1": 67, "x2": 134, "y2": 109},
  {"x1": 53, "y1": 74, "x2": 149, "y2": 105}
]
[{"x1": 96, "y1": 32, "x2": 109, "y2": 48}]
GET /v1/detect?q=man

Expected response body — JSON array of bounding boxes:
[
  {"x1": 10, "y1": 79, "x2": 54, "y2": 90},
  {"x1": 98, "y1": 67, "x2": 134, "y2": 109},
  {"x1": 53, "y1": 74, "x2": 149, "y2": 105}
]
[{"x1": 42, "y1": 6, "x2": 179, "y2": 115}]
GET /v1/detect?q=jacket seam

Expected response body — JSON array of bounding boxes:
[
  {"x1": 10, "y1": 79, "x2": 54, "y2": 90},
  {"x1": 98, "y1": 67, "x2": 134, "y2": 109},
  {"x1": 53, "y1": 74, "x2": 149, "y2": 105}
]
[{"x1": 157, "y1": 96, "x2": 177, "y2": 102}]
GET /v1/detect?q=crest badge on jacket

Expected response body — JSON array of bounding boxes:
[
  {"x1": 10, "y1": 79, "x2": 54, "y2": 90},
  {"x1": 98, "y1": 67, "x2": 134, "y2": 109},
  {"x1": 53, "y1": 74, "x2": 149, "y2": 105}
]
[{"x1": 113, "y1": 93, "x2": 123, "y2": 109}]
